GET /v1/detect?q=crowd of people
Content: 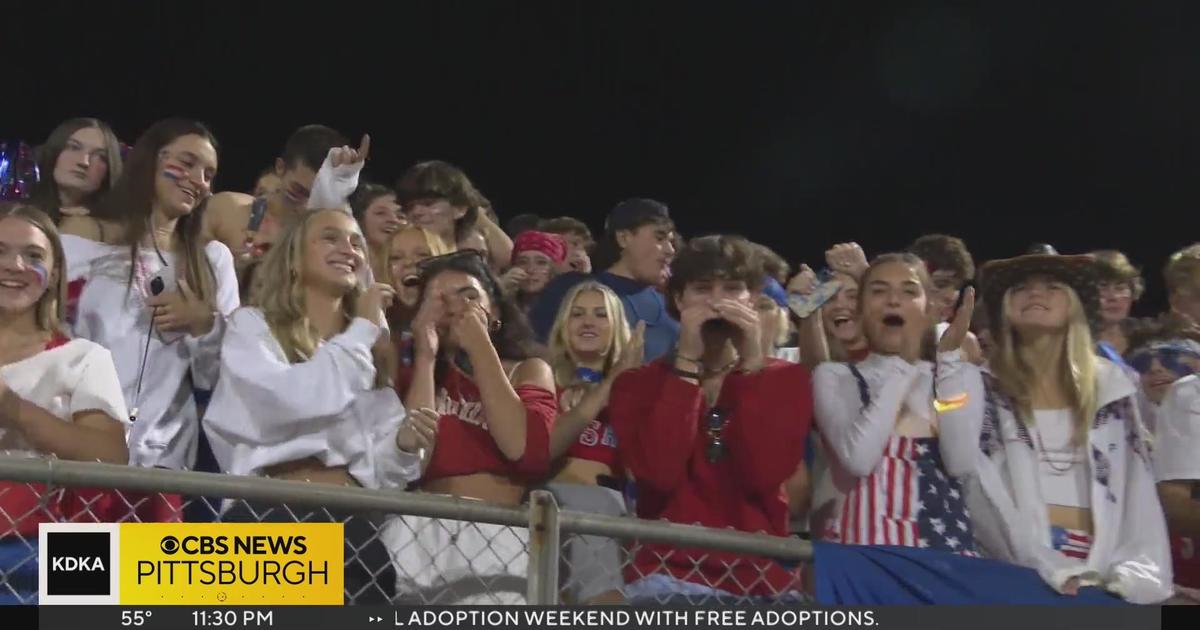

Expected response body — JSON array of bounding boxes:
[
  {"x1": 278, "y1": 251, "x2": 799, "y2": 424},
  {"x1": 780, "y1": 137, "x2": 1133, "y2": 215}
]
[{"x1": 0, "y1": 116, "x2": 1198, "y2": 606}]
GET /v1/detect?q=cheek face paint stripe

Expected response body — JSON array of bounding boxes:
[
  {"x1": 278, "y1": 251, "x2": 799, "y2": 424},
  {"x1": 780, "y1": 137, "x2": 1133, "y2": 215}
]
[
  {"x1": 30, "y1": 261, "x2": 49, "y2": 288},
  {"x1": 162, "y1": 164, "x2": 188, "y2": 181}
]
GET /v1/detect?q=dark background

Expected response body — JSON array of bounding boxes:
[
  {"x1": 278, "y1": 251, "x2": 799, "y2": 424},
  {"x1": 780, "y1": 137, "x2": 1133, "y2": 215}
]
[{"x1": 6, "y1": 1, "x2": 1197, "y2": 311}]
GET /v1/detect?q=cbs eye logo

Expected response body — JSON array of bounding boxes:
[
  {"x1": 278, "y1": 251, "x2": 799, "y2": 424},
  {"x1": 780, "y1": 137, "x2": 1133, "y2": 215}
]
[
  {"x1": 160, "y1": 536, "x2": 181, "y2": 555},
  {"x1": 158, "y1": 534, "x2": 228, "y2": 555}
]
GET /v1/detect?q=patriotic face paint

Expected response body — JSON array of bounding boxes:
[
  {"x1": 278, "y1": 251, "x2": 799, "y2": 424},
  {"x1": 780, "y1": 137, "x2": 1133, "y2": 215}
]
[
  {"x1": 162, "y1": 163, "x2": 189, "y2": 182},
  {"x1": 29, "y1": 260, "x2": 49, "y2": 288}
]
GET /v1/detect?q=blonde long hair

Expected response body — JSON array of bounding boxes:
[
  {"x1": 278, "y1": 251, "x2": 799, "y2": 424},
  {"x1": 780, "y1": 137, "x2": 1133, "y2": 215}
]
[
  {"x1": 251, "y1": 208, "x2": 392, "y2": 388},
  {"x1": 0, "y1": 203, "x2": 67, "y2": 334},
  {"x1": 990, "y1": 283, "x2": 1098, "y2": 444},
  {"x1": 547, "y1": 282, "x2": 631, "y2": 388}
]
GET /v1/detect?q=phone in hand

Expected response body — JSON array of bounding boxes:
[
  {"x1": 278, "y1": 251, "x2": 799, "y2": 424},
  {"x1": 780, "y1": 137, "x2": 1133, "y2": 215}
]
[{"x1": 788, "y1": 270, "x2": 843, "y2": 320}]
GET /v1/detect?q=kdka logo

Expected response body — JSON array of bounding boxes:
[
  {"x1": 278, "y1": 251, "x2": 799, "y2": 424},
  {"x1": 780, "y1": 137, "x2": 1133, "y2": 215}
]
[{"x1": 39, "y1": 523, "x2": 120, "y2": 604}]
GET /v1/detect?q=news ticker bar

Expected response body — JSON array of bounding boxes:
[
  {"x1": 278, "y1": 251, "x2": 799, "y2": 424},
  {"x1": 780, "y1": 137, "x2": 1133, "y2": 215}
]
[{"x1": 27, "y1": 605, "x2": 1166, "y2": 630}]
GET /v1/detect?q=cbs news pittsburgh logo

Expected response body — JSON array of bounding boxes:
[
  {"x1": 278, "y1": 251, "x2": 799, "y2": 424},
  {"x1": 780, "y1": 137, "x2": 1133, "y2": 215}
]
[{"x1": 39, "y1": 522, "x2": 343, "y2": 605}]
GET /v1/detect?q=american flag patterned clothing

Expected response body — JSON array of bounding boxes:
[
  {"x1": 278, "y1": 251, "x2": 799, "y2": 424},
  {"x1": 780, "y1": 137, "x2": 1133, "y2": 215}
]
[
  {"x1": 827, "y1": 434, "x2": 977, "y2": 554},
  {"x1": 1050, "y1": 526, "x2": 1092, "y2": 561}
]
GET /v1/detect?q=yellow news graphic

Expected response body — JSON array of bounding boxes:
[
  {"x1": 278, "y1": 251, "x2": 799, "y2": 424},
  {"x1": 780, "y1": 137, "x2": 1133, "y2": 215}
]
[{"x1": 120, "y1": 522, "x2": 343, "y2": 605}]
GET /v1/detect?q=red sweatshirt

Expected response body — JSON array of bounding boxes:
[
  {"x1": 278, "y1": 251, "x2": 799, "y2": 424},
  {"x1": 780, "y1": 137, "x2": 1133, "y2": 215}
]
[
  {"x1": 421, "y1": 366, "x2": 558, "y2": 483},
  {"x1": 610, "y1": 358, "x2": 812, "y2": 596}
]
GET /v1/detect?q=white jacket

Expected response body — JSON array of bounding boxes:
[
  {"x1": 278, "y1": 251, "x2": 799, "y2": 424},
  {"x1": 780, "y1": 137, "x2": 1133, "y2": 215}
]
[{"x1": 964, "y1": 358, "x2": 1173, "y2": 603}]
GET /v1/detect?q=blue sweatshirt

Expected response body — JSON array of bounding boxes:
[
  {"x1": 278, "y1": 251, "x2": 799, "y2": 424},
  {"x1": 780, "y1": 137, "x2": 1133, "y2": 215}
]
[{"x1": 529, "y1": 271, "x2": 680, "y2": 362}]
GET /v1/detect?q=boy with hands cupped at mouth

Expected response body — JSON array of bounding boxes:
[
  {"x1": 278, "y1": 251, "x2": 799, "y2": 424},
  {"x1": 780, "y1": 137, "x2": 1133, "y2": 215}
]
[{"x1": 609, "y1": 235, "x2": 813, "y2": 603}]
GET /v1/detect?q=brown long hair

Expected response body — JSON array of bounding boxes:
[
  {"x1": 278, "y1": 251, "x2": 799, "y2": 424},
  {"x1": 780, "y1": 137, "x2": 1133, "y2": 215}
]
[
  {"x1": 395, "y1": 160, "x2": 485, "y2": 242},
  {"x1": 0, "y1": 203, "x2": 68, "y2": 333},
  {"x1": 29, "y1": 118, "x2": 124, "y2": 221},
  {"x1": 96, "y1": 118, "x2": 218, "y2": 309}
]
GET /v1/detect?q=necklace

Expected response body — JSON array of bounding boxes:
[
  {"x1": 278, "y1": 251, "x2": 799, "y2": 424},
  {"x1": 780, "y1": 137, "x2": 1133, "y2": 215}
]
[
  {"x1": 1033, "y1": 421, "x2": 1079, "y2": 475},
  {"x1": 700, "y1": 357, "x2": 739, "y2": 378}
]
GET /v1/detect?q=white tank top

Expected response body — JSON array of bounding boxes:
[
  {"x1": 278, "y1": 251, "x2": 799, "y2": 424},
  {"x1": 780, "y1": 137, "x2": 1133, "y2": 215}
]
[{"x1": 1032, "y1": 409, "x2": 1090, "y2": 509}]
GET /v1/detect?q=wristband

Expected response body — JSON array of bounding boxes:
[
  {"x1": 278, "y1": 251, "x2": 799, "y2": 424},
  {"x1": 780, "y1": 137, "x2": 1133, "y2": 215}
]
[
  {"x1": 672, "y1": 366, "x2": 701, "y2": 380},
  {"x1": 675, "y1": 353, "x2": 702, "y2": 365}
]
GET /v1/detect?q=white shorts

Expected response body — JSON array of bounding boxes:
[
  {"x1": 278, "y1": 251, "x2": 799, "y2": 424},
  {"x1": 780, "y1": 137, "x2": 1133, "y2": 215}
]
[{"x1": 381, "y1": 515, "x2": 528, "y2": 605}]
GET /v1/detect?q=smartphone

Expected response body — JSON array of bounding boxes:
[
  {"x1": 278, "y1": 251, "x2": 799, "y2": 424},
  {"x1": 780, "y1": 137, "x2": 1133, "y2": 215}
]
[
  {"x1": 247, "y1": 199, "x2": 268, "y2": 232},
  {"x1": 788, "y1": 274, "x2": 842, "y2": 320}
]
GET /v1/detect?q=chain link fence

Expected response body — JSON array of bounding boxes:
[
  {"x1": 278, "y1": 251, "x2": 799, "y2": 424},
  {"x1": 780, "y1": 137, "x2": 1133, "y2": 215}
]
[{"x1": 0, "y1": 455, "x2": 812, "y2": 606}]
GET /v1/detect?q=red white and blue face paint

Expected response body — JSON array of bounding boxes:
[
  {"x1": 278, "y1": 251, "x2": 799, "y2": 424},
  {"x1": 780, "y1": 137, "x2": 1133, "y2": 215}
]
[
  {"x1": 162, "y1": 163, "x2": 189, "y2": 183},
  {"x1": 29, "y1": 260, "x2": 49, "y2": 288}
]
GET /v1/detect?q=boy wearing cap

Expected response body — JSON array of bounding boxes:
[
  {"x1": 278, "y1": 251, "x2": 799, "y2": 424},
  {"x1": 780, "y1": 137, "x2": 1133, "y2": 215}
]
[{"x1": 528, "y1": 199, "x2": 679, "y2": 362}]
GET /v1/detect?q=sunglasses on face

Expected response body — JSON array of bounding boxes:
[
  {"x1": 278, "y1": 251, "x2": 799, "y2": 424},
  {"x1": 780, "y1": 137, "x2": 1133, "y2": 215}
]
[
  {"x1": 1128, "y1": 343, "x2": 1200, "y2": 376},
  {"x1": 705, "y1": 408, "x2": 728, "y2": 464}
]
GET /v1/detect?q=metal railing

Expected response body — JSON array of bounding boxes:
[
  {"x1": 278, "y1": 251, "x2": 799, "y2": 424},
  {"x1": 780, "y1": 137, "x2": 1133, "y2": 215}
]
[{"x1": 0, "y1": 456, "x2": 813, "y2": 605}]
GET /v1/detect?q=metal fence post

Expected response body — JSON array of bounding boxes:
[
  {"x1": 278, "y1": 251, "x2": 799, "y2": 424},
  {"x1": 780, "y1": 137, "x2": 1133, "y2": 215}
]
[{"x1": 526, "y1": 489, "x2": 560, "y2": 605}]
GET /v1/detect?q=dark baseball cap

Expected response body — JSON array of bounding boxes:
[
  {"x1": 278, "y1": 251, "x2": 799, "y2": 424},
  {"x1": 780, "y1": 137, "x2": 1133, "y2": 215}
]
[{"x1": 604, "y1": 198, "x2": 671, "y2": 234}]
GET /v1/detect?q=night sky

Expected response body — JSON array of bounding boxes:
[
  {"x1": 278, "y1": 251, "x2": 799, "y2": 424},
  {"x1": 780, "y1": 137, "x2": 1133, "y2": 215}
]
[{"x1": 7, "y1": 1, "x2": 1198, "y2": 310}]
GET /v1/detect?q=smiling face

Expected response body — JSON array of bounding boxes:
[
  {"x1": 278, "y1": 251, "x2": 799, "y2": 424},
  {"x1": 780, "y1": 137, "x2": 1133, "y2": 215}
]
[
  {"x1": 53, "y1": 127, "x2": 110, "y2": 202},
  {"x1": 299, "y1": 210, "x2": 367, "y2": 295},
  {"x1": 388, "y1": 228, "x2": 434, "y2": 307},
  {"x1": 156, "y1": 134, "x2": 218, "y2": 219},
  {"x1": 821, "y1": 272, "x2": 862, "y2": 344},
  {"x1": 1004, "y1": 274, "x2": 1073, "y2": 335},
  {"x1": 362, "y1": 194, "x2": 405, "y2": 251},
  {"x1": 860, "y1": 261, "x2": 930, "y2": 356},
  {"x1": 566, "y1": 289, "x2": 615, "y2": 357},
  {"x1": 0, "y1": 216, "x2": 55, "y2": 319}
]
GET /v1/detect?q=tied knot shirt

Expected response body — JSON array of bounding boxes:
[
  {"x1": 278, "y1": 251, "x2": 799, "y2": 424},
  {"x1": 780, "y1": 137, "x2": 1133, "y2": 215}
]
[
  {"x1": 609, "y1": 358, "x2": 813, "y2": 596},
  {"x1": 0, "y1": 337, "x2": 128, "y2": 536},
  {"x1": 62, "y1": 234, "x2": 239, "y2": 470},
  {"x1": 419, "y1": 365, "x2": 557, "y2": 483},
  {"x1": 202, "y1": 308, "x2": 421, "y2": 490}
]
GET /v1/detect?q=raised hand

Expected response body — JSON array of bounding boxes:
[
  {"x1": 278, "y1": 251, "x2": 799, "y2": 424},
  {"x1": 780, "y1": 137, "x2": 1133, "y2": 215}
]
[
  {"x1": 612, "y1": 321, "x2": 646, "y2": 377},
  {"x1": 787, "y1": 264, "x2": 818, "y2": 296},
  {"x1": 329, "y1": 134, "x2": 371, "y2": 168},
  {"x1": 355, "y1": 282, "x2": 396, "y2": 327},
  {"x1": 937, "y1": 287, "x2": 975, "y2": 353},
  {"x1": 677, "y1": 301, "x2": 721, "y2": 359},
  {"x1": 499, "y1": 267, "x2": 528, "y2": 295},
  {"x1": 411, "y1": 290, "x2": 444, "y2": 361},
  {"x1": 147, "y1": 279, "x2": 214, "y2": 337},
  {"x1": 825, "y1": 243, "x2": 868, "y2": 279},
  {"x1": 451, "y1": 301, "x2": 494, "y2": 357},
  {"x1": 714, "y1": 299, "x2": 764, "y2": 365}
]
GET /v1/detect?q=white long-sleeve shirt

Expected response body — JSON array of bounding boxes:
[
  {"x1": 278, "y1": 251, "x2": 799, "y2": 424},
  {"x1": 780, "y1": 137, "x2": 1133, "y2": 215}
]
[
  {"x1": 201, "y1": 308, "x2": 421, "y2": 490},
  {"x1": 1154, "y1": 374, "x2": 1200, "y2": 483},
  {"x1": 813, "y1": 350, "x2": 985, "y2": 483},
  {"x1": 62, "y1": 235, "x2": 240, "y2": 470}
]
